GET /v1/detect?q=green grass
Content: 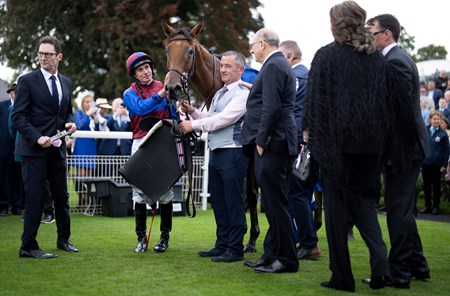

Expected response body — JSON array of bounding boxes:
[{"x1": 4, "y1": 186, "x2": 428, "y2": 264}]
[{"x1": 1, "y1": 209, "x2": 450, "y2": 296}]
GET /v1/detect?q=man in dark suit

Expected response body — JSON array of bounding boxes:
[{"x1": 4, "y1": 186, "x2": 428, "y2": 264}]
[
  {"x1": 0, "y1": 84, "x2": 17, "y2": 216},
  {"x1": 241, "y1": 28, "x2": 299, "y2": 273},
  {"x1": 12, "y1": 36, "x2": 77, "y2": 259},
  {"x1": 279, "y1": 40, "x2": 321, "y2": 261},
  {"x1": 367, "y1": 14, "x2": 431, "y2": 288}
]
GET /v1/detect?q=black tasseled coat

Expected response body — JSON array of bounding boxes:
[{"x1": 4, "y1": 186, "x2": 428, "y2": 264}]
[{"x1": 302, "y1": 42, "x2": 392, "y2": 186}]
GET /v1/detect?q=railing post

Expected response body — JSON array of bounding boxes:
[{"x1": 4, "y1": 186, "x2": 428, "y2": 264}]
[{"x1": 200, "y1": 138, "x2": 210, "y2": 210}]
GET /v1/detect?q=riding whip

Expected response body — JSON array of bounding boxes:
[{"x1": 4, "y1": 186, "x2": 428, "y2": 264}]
[{"x1": 145, "y1": 209, "x2": 156, "y2": 251}]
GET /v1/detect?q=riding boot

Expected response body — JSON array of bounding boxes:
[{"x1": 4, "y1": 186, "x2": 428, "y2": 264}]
[
  {"x1": 134, "y1": 203, "x2": 148, "y2": 253},
  {"x1": 154, "y1": 201, "x2": 172, "y2": 252}
]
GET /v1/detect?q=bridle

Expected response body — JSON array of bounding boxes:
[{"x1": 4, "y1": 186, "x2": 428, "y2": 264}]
[
  {"x1": 166, "y1": 37, "x2": 196, "y2": 99},
  {"x1": 164, "y1": 35, "x2": 219, "y2": 218},
  {"x1": 165, "y1": 35, "x2": 217, "y2": 110}
]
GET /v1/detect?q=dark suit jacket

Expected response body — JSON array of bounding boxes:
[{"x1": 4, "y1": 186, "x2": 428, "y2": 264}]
[
  {"x1": 292, "y1": 64, "x2": 309, "y2": 146},
  {"x1": 98, "y1": 115, "x2": 132, "y2": 155},
  {"x1": 442, "y1": 108, "x2": 450, "y2": 120},
  {"x1": 11, "y1": 69, "x2": 73, "y2": 159},
  {"x1": 0, "y1": 99, "x2": 13, "y2": 158},
  {"x1": 385, "y1": 46, "x2": 430, "y2": 160},
  {"x1": 240, "y1": 51, "x2": 297, "y2": 156},
  {"x1": 422, "y1": 126, "x2": 450, "y2": 167}
]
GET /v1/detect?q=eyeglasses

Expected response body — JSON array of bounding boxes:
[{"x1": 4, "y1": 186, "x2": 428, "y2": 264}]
[
  {"x1": 372, "y1": 30, "x2": 386, "y2": 36},
  {"x1": 36, "y1": 51, "x2": 58, "y2": 58},
  {"x1": 249, "y1": 40, "x2": 265, "y2": 50}
]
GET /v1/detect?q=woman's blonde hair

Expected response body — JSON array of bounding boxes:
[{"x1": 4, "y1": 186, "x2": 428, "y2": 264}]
[{"x1": 329, "y1": 1, "x2": 377, "y2": 54}]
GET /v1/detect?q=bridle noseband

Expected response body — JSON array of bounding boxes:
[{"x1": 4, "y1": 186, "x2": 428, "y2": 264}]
[
  {"x1": 166, "y1": 36, "x2": 197, "y2": 98},
  {"x1": 165, "y1": 35, "x2": 217, "y2": 109}
]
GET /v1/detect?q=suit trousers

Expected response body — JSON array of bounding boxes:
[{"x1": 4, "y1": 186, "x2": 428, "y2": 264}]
[
  {"x1": 0, "y1": 154, "x2": 15, "y2": 211},
  {"x1": 286, "y1": 173, "x2": 318, "y2": 249},
  {"x1": 323, "y1": 153, "x2": 389, "y2": 291},
  {"x1": 21, "y1": 148, "x2": 71, "y2": 251},
  {"x1": 421, "y1": 164, "x2": 442, "y2": 208},
  {"x1": 254, "y1": 148, "x2": 298, "y2": 269},
  {"x1": 384, "y1": 161, "x2": 429, "y2": 280},
  {"x1": 208, "y1": 148, "x2": 248, "y2": 255}
]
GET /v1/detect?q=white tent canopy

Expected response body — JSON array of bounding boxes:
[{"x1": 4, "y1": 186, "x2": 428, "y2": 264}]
[{"x1": 416, "y1": 59, "x2": 450, "y2": 79}]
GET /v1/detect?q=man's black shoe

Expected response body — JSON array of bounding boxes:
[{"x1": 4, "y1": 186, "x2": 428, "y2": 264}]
[
  {"x1": 254, "y1": 259, "x2": 298, "y2": 273},
  {"x1": 134, "y1": 238, "x2": 147, "y2": 253},
  {"x1": 297, "y1": 246, "x2": 322, "y2": 260},
  {"x1": 197, "y1": 248, "x2": 225, "y2": 257},
  {"x1": 11, "y1": 208, "x2": 22, "y2": 215},
  {"x1": 388, "y1": 278, "x2": 410, "y2": 289},
  {"x1": 419, "y1": 207, "x2": 432, "y2": 214},
  {"x1": 19, "y1": 249, "x2": 57, "y2": 259},
  {"x1": 57, "y1": 241, "x2": 79, "y2": 252},
  {"x1": 154, "y1": 237, "x2": 169, "y2": 253},
  {"x1": 154, "y1": 231, "x2": 170, "y2": 253},
  {"x1": 244, "y1": 257, "x2": 273, "y2": 268},
  {"x1": 41, "y1": 214, "x2": 55, "y2": 224},
  {"x1": 211, "y1": 251, "x2": 244, "y2": 263},
  {"x1": 0, "y1": 208, "x2": 9, "y2": 216},
  {"x1": 321, "y1": 281, "x2": 355, "y2": 292},
  {"x1": 412, "y1": 268, "x2": 431, "y2": 280},
  {"x1": 362, "y1": 275, "x2": 390, "y2": 289}
]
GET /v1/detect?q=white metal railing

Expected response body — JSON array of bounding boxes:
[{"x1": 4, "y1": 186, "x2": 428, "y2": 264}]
[{"x1": 65, "y1": 130, "x2": 207, "y2": 214}]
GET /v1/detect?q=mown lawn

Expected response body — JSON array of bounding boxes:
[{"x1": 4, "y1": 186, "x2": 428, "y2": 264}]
[{"x1": 1, "y1": 209, "x2": 449, "y2": 296}]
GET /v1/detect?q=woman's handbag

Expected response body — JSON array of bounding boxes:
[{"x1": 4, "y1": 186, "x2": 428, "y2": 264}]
[{"x1": 292, "y1": 144, "x2": 317, "y2": 183}]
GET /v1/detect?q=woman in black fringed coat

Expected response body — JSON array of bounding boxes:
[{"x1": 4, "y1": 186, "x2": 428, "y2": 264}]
[{"x1": 302, "y1": 1, "x2": 391, "y2": 292}]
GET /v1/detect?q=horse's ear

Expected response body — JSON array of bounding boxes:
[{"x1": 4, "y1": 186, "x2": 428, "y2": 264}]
[
  {"x1": 161, "y1": 19, "x2": 174, "y2": 37},
  {"x1": 190, "y1": 21, "x2": 204, "y2": 38}
]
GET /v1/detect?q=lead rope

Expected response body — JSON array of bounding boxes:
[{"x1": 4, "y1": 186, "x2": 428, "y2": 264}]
[{"x1": 168, "y1": 100, "x2": 196, "y2": 218}]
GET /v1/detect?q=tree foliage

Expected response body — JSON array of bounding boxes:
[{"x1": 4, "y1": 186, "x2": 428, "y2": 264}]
[
  {"x1": 398, "y1": 26, "x2": 415, "y2": 57},
  {"x1": 414, "y1": 45, "x2": 447, "y2": 62},
  {"x1": 0, "y1": 0, "x2": 263, "y2": 99},
  {"x1": 397, "y1": 25, "x2": 447, "y2": 62}
]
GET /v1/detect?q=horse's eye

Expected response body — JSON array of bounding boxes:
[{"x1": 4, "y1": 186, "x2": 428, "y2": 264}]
[
  {"x1": 165, "y1": 48, "x2": 169, "y2": 55},
  {"x1": 188, "y1": 48, "x2": 194, "y2": 55}
]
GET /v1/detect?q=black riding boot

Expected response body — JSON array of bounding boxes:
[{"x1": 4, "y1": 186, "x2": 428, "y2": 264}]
[
  {"x1": 154, "y1": 201, "x2": 172, "y2": 253},
  {"x1": 134, "y1": 202, "x2": 147, "y2": 252}
]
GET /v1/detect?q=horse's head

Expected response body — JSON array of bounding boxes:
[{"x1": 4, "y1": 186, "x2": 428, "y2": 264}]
[{"x1": 162, "y1": 20, "x2": 204, "y2": 102}]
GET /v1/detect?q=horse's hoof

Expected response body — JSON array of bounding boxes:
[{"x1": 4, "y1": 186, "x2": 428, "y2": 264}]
[{"x1": 244, "y1": 244, "x2": 257, "y2": 253}]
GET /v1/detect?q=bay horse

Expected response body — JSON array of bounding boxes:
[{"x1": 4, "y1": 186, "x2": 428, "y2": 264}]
[{"x1": 162, "y1": 20, "x2": 260, "y2": 253}]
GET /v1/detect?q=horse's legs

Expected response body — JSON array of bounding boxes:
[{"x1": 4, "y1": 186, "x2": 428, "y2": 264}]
[
  {"x1": 313, "y1": 189, "x2": 323, "y2": 231},
  {"x1": 244, "y1": 157, "x2": 260, "y2": 253}
]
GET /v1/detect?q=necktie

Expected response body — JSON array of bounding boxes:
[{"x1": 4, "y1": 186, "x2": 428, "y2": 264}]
[
  {"x1": 431, "y1": 127, "x2": 437, "y2": 136},
  {"x1": 214, "y1": 86, "x2": 228, "y2": 105},
  {"x1": 219, "y1": 86, "x2": 228, "y2": 98},
  {"x1": 50, "y1": 75, "x2": 59, "y2": 108}
]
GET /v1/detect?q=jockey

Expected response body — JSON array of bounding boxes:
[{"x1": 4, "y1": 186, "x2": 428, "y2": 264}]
[{"x1": 123, "y1": 51, "x2": 179, "y2": 253}]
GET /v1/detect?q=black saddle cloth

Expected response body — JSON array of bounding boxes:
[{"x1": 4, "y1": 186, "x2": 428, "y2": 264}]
[{"x1": 119, "y1": 118, "x2": 186, "y2": 203}]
